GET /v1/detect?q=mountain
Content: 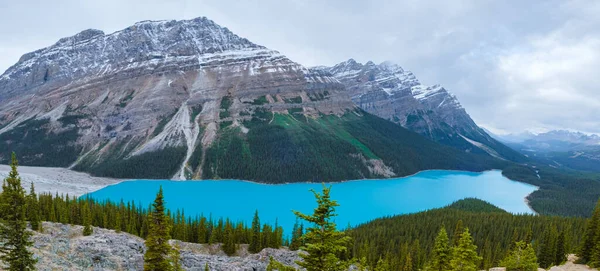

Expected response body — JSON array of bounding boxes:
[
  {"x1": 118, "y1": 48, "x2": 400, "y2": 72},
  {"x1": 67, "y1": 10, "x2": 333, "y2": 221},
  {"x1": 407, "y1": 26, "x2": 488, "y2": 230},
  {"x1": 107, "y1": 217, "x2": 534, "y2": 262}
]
[
  {"x1": 0, "y1": 17, "x2": 506, "y2": 181},
  {"x1": 314, "y1": 59, "x2": 525, "y2": 162},
  {"x1": 496, "y1": 130, "x2": 600, "y2": 172}
]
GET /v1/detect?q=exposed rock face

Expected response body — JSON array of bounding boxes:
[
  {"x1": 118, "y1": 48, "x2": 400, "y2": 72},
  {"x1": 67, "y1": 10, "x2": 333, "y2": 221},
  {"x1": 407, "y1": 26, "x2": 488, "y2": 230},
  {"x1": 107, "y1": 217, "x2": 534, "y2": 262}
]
[
  {"x1": 32, "y1": 222, "x2": 302, "y2": 271},
  {"x1": 0, "y1": 17, "x2": 353, "y2": 178},
  {"x1": 315, "y1": 59, "x2": 524, "y2": 161}
]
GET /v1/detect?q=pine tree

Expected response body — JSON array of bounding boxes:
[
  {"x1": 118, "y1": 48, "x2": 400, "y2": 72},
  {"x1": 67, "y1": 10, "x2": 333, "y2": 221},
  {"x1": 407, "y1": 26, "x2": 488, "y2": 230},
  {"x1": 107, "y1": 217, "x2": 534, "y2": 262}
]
[
  {"x1": 403, "y1": 253, "x2": 413, "y2": 271},
  {"x1": 144, "y1": 186, "x2": 173, "y2": 271},
  {"x1": 290, "y1": 219, "x2": 301, "y2": 251},
  {"x1": 580, "y1": 199, "x2": 600, "y2": 263},
  {"x1": 26, "y1": 182, "x2": 40, "y2": 232},
  {"x1": 500, "y1": 241, "x2": 538, "y2": 271},
  {"x1": 555, "y1": 231, "x2": 567, "y2": 265},
  {"x1": 449, "y1": 228, "x2": 481, "y2": 271},
  {"x1": 82, "y1": 201, "x2": 93, "y2": 236},
  {"x1": 452, "y1": 220, "x2": 464, "y2": 246},
  {"x1": 427, "y1": 226, "x2": 451, "y2": 271},
  {"x1": 204, "y1": 262, "x2": 209, "y2": 271},
  {"x1": 0, "y1": 153, "x2": 37, "y2": 271},
  {"x1": 249, "y1": 210, "x2": 261, "y2": 253},
  {"x1": 293, "y1": 185, "x2": 352, "y2": 271},
  {"x1": 171, "y1": 244, "x2": 183, "y2": 271},
  {"x1": 374, "y1": 257, "x2": 390, "y2": 271},
  {"x1": 538, "y1": 227, "x2": 557, "y2": 268},
  {"x1": 222, "y1": 220, "x2": 236, "y2": 256}
]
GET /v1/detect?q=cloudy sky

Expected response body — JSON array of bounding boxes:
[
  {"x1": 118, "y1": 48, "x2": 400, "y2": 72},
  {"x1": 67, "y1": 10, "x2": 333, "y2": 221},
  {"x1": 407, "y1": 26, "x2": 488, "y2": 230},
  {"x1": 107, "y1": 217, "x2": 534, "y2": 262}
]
[{"x1": 1, "y1": 0, "x2": 599, "y2": 135}]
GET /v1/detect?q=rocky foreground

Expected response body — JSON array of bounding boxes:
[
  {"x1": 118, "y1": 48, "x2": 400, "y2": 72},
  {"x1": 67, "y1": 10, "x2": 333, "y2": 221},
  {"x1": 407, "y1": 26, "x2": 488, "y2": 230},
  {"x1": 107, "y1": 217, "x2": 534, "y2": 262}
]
[
  {"x1": 31, "y1": 222, "x2": 300, "y2": 271},
  {"x1": 27, "y1": 222, "x2": 597, "y2": 271}
]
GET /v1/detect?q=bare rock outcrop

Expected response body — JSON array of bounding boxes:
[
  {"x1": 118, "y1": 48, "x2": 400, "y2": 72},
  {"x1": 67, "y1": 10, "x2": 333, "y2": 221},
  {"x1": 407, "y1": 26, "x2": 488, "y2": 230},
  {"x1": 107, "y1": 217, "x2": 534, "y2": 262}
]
[{"x1": 31, "y1": 222, "x2": 301, "y2": 271}]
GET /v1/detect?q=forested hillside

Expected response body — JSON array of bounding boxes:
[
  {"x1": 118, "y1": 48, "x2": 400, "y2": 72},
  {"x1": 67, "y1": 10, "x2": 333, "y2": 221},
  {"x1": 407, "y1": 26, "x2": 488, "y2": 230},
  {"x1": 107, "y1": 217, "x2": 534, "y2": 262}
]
[
  {"x1": 349, "y1": 198, "x2": 587, "y2": 270},
  {"x1": 202, "y1": 110, "x2": 506, "y2": 183}
]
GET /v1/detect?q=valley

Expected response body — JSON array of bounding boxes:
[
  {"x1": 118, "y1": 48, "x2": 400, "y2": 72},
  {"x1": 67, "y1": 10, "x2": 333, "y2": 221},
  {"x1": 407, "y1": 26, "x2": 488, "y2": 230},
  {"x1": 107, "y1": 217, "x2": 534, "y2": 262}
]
[{"x1": 0, "y1": 11, "x2": 599, "y2": 271}]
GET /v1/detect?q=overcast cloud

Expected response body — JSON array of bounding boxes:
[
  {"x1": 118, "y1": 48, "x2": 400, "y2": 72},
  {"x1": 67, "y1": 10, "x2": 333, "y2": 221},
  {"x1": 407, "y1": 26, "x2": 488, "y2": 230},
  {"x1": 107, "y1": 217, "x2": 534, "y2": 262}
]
[{"x1": 0, "y1": 0, "x2": 598, "y2": 134}]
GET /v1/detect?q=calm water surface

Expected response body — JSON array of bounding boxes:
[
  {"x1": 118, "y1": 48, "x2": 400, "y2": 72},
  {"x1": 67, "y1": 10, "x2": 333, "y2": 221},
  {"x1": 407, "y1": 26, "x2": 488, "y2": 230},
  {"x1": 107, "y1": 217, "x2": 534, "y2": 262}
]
[{"x1": 85, "y1": 170, "x2": 537, "y2": 233}]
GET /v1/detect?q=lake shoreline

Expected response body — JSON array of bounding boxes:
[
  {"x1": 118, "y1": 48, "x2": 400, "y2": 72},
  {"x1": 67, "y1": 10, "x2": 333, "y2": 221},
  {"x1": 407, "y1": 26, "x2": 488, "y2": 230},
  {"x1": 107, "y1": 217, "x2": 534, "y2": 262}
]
[{"x1": 1, "y1": 165, "x2": 539, "y2": 215}]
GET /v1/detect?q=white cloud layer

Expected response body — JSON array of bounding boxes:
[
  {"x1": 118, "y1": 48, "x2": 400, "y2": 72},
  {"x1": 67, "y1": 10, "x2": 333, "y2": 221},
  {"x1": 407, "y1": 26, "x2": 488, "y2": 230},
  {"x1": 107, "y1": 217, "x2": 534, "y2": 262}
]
[{"x1": 0, "y1": 0, "x2": 598, "y2": 134}]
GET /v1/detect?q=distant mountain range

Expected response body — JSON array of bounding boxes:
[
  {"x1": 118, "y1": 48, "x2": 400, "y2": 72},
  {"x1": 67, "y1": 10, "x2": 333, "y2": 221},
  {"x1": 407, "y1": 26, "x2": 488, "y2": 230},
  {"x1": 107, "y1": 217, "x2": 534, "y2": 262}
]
[
  {"x1": 489, "y1": 129, "x2": 600, "y2": 172},
  {"x1": 0, "y1": 17, "x2": 518, "y2": 181}
]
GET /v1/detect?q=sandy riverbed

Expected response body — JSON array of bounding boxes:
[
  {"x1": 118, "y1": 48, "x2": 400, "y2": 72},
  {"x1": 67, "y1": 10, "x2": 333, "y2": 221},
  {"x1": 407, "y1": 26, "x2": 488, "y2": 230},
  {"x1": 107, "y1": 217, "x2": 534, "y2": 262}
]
[{"x1": 0, "y1": 165, "x2": 124, "y2": 196}]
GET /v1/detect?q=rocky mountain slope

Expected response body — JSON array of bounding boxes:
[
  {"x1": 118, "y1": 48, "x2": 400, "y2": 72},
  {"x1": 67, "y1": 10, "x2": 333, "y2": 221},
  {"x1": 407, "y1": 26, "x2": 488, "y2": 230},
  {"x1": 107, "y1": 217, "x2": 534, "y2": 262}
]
[
  {"x1": 0, "y1": 17, "x2": 352, "y2": 180},
  {"x1": 315, "y1": 60, "x2": 524, "y2": 162},
  {"x1": 0, "y1": 17, "x2": 509, "y2": 181},
  {"x1": 31, "y1": 222, "x2": 300, "y2": 271}
]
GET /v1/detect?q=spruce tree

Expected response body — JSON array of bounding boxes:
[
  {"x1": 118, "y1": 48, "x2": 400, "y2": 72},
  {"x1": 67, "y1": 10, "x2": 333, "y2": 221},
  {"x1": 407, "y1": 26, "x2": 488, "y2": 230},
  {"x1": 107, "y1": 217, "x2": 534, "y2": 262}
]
[
  {"x1": 500, "y1": 241, "x2": 538, "y2": 271},
  {"x1": 82, "y1": 201, "x2": 93, "y2": 236},
  {"x1": 452, "y1": 219, "x2": 464, "y2": 246},
  {"x1": 204, "y1": 262, "x2": 209, "y2": 271},
  {"x1": 293, "y1": 185, "x2": 352, "y2": 271},
  {"x1": 249, "y1": 210, "x2": 261, "y2": 253},
  {"x1": 144, "y1": 186, "x2": 173, "y2": 271},
  {"x1": 222, "y1": 220, "x2": 236, "y2": 256},
  {"x1": 555, "y1": 231, "x2": 566, "y2": 265},
  {"x1": 26, "y1": 182, "x2": 40, "y2": 232},
  {"x1": 171, "y1": 244, "x2": 183, "y2": 271},
  {"x1": 538, "y1": 227, "x2": 557, "y2": 268},
  {"x1": 449, "y1": 228, "x2": 481, "y2": 271},
  {"x1": 403, "y1": 253, "x2": 413, "y2": 271},
  {"x1": 580, "y1": 199, "x2": 600, "y2": 263},
  {"x1": 0, "y1": 153, "x2": 37, "y2": 271},
  {"x1": 374, "y1": 257, "x2": 390, "y2": 271},
  {"x1": 427, "y1": 226, "x2": 450, "y2": 271}
]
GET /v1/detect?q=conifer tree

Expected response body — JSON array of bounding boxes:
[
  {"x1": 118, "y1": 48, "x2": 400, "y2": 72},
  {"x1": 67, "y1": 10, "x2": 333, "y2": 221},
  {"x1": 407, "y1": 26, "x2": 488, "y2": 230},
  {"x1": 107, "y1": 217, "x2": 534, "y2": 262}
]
[
  {"x1": 449, "y1": 228, "x2": 481, "y2": 271},
  {"x1": 555, "y1": 231, "x2": 566, "y2": 265},
  {"x1": 26, "y1": 182, "x2": 40, "y2": 232},
  {"x1": 82, "y1": 201, "x2": 93, "y2": 236},
  {"x1": 403, "y1": 253, "x2": 413, "y2": 271},
  {"x1": 374, "y1": 257, "x2": 390, "y2": 271},
  {"x1": 249, "y1": 210, "x2": 261, "y2": 253},
  {"x1": 293, "y1": 185, "x2": 352, "y2": 271},
  {"x1": 427, "y1": 226, "x2": 450, "y2": 271},
  {"x1": 538, "y1": 227, "x2": 557, "y2": 268},
  {"x1": 222, "y1": 220, "x2": 236, "y2": 256},
  {"x1": 452, "y1": 219, "x2": 464, "y2": 246},
  {"x1": 500, "y1": 241, "x2": 538, "y2": 271},
  {"x1": 144, "y1": 186, "x2": 173, "y2": 271},
  {"x1": 580, "y1": 199, "x2": 600, "y2": 263},
  {"x1": 0, "y1": 153, "x2": 37, "y2": 271},
  {"x1": 290, "y1": 221, "x2": 304, "y2": 251},
  {"x1": 204, "y1": 262, "x2": 209, "y2": 271},
  {"x1": 171, "y1": 244, "x2": 183, "y2": 271}
]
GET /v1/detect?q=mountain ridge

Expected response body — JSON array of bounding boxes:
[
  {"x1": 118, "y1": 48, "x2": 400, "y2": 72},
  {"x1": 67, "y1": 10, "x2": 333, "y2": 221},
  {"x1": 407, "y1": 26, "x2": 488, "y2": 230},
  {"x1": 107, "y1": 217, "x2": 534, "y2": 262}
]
[
  {"x1": 0, "y1": 16, "x2": 513, "y2": 181},
  {"x1": 315, "y1": 59, "x2": 525, "y2": 162}
]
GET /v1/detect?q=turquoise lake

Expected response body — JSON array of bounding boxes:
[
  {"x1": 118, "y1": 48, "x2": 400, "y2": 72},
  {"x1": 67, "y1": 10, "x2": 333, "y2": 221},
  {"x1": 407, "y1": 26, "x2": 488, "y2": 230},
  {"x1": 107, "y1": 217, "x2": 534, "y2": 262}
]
[{"x1": 85, "y1": 170, "x2": 538, "y2": 234}]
